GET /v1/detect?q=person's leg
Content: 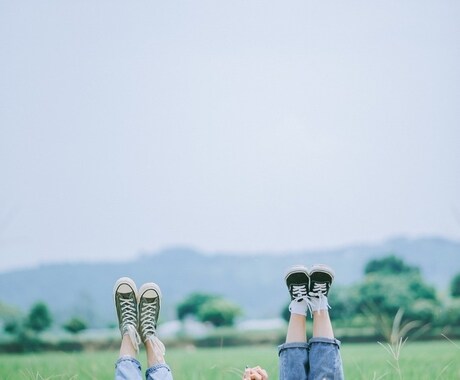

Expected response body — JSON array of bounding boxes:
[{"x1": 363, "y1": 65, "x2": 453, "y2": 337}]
[
  {"x1": 286, "y1": 313, "x2": 307, "y2": 343},
  {"x1": 138, "y1": 282, "x2": 173, "y2": 380},
  {"x1": 278, "y1": 265, "x2": 310, "y2": 380},
  {"x1": 307, "y1": 265, "x2": 344, "y2": 380},
  {"x1": 120, "y1": 333, "x2": 138, "y2": 358},
  {"x1": 114, "y1": 277, "x2": 143, "y2": 380}
]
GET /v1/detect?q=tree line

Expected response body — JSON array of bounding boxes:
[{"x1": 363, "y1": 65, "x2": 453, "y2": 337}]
[
  {"x1": 325, "y1": 255, "x2": 460, "y2": 342},
  {"x1": 1, "y1": 254, "x2": 460, "y2": 351}
]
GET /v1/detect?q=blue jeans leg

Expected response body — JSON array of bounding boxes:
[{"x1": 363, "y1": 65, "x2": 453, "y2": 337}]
[
  {"x1": 278, "y1": 342, "x2": 309, "y2": 380},
  {"x1": 308, "y1": 337, "x2": 344, "y2": 380},
  {"x1": 115, "y1": 356, "x2": 143, "y2": 380},
  {"x1": 146, "y1": 363, "x2": 174, "y2": 380}
]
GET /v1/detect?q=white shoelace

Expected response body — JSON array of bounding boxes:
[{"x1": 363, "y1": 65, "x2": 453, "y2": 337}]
[
  {"x1": 140, "y1": 302, "x2": 158, "y2": 337},
  {"x1": 309, "y1": 283, "x2": 330, "y2": 313},
  {"x1": 119, "y1": 297, "x2": 141, "y2": 351},
  {"x1": 289, "y1": 284, "x2": 314, "y2": 315},
  {"x1": 120, "y1": 298, "x2": 138, "y2": 329},
  {"x1": 146, "y1": 335, "x2": 166, "y2": 357},
  {"x1": 140, "y1": 301, "x2": 166, "y2": 355},
  {"x1": 125, "y1": 324, "x2": 141, "y2": 352},
  {"x1": 309, "y1": 282, "x2": 327, "y2": 296},
  {"x1": 291, "y1": 284, "x2": 308, "y2": 300}
]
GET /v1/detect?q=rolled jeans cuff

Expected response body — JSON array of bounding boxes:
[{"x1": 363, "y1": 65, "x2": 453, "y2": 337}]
[
  {"x1": 278, "y1": 341, "x2": 309, "y2": 355},
  {"x1": 146, "y1": 363, "x2": 173, "y2": 379},
  {"x1": 308, "y1": 337, "x2": 341, "y2": 348},
  {"x1": 115, "y1": 355, "x2": 142, "y2": 369}
]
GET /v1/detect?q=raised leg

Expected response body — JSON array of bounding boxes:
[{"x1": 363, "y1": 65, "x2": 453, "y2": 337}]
[
  {"x1": 138, "y1": 282, "x2": 174, "y2": 380},
  {"x1": 114, "y1": 277, "x2": 142, "y2": 380},
  {"x1": 307, "y1": 265, "x2": 344, "y2": 380},
  {"x1": 312, "y1": 309, "x2": 334, "y2": 339},
  {"x1": 278, "y1": 265, "x2": 310, "y2": 380}
]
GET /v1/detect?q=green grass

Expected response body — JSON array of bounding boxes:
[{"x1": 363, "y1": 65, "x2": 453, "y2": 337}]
[
  {"x1": 343, "y1": 340, "x2": 460, "y2": 379},
  {"x1": 0, "y1": 341, "x2": 459, "y2": 380}
]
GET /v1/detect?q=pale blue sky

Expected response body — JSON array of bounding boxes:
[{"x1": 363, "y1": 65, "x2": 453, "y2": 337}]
[{"x1": 1, "y1": 1, "x2": 459, "y2": 272}]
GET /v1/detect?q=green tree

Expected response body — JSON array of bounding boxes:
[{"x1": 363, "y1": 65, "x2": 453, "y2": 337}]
[
  {"x1": 365, "y1": 254, "x2": 418, "y2": 275},
  {"x1": 281, "y1": 303, "x2": 290, "y2": 323},
  {"x1": 25, "y1": 302, "x2": 52, "y2": 333},
  {"x1": 4, "y1": 319, "x2": 20, "y2": 335},
  {"x1": 328, "y1": 285, "x2": 359, "y2": 321},
  {"x1": 443, "y1": 299, "x2": 460, "y2": 327},
  {"x1": 197, "y1": 298, "x2": 242, "y2": 327},
  {"x1": 357, "y1": 255, "x2": 440, "y2": 339},
  {"x1": 63, "y1": 317, "x2": 87, "y2": 335},
  {"x1": 451, "y1": 273, "x2": 460, "y2": 298},
  {"x1": 1, "y1": 301, "x2": 22, "y2": 335},
  {"x1": 357, "y1": 273, "x2": 438, "y2": 318},
  {"x1": 176, "y1": 293, "x2": 218, "y2": 321},
  {"x1": 177, "y1": 292, "x2": 242, "y2": 327}
]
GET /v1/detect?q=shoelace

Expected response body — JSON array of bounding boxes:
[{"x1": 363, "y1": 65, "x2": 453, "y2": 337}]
[
  {"x1": 146, "y1": 335, "x2": 166, "y2": 356},
  {"x1": 125, "y1": 324, "x2": 141, "y2": 352},
  {"x1": 309, "y1": 282, "x2": 330, "y2": 313},
  {"x1": 140, "y1": 301, "x2": 158, "y2": 336},
  {"x1": 290, "y1": 285, "x2": 314, "y2": 315},
  {"x1": 120, "y1": 298, "x2": 138, "y2": 329},
  {"x1": 291, "y1": 284, "x2": 308, "y2": 300},
  {"x1": 140, "y1": 301, "x2": 166, "y2": 355},
  {"x1": 119, "y1": 298, "x2": 141, "y2": 351},
  {"x1": 309, "y1": 282, "x2": 327, "y2": 297}
]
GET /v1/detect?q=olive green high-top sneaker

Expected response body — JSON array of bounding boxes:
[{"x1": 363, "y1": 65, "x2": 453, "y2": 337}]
[
  {"x1": 113, "y1": 277, "x2": 141, "y2": 352},
  {"x1": 138, "y1": 282, "x2": 165, "y2": 356}
]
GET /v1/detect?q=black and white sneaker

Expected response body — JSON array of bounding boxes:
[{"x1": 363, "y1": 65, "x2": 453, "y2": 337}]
[
  {"x1": 308, "y1": 264, "x2": 335, "y2": 312},
  {"x1": 285, "y1": 265, "x2": 310, "y2": 315},
  {"x1": 285, "y1": 265, "x2": 310, "y2": 301},
  {"x1": 114, "y1": 277, "x2": 141, "y2": 351},
  {"x1": 138, "y1": 282, "x2": 165, "y2": 355}
]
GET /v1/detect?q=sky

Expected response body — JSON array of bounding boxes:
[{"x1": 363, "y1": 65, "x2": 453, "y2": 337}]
[{"x1": 1, "y1": 1, "x2": 459, "y2": 272}]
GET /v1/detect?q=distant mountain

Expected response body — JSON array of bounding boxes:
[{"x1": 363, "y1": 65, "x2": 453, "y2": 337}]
[{"x1": 0, "y1": 236, "x2": 459, "y2": 327}]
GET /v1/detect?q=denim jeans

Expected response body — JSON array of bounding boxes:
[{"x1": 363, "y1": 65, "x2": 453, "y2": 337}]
[
  {"x1": 115, "y1": 356, "x2": 173, "y2": 380},
  {"x1": 278, "y1": 337, "x2": 344, "y2": 380}
]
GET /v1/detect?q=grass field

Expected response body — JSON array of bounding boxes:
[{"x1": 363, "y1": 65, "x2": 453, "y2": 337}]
[{"x1": 0, "y1": 341, "x2": 459, "y2": 380}]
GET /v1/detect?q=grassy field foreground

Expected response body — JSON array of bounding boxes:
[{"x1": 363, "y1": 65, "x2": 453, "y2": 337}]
[{"x1": 0, "y1": 341, "x2": 459, "y2": 380}]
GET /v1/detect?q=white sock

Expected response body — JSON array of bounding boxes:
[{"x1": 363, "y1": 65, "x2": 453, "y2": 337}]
[
  {"x1": 289, "y1": 298, "x2": 308, "y2": 316},
  {"x1": 309, "y1": 295, "x2": 330, "y2": 314},
  {"x1": 124, "y1": 324, "x2": 141, "y2": 353}
]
